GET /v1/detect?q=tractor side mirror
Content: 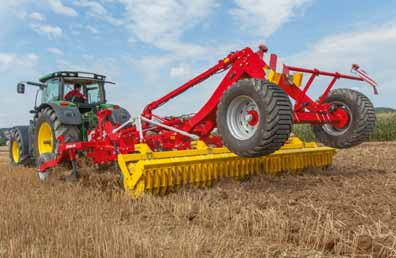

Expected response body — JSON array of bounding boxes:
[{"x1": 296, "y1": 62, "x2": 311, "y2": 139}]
[{"x1": 17, "y1": 83, "x2": 25, "y2": 94}]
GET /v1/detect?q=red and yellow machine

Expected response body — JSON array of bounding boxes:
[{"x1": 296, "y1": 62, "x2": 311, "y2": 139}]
[{"x1": 36, "y1": 45, "x2": 377, "y2": 197}]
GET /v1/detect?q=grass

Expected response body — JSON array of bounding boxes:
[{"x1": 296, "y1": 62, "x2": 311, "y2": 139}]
[{"x1": 293, "y1": 112, "x2": 396, "y2": 142}]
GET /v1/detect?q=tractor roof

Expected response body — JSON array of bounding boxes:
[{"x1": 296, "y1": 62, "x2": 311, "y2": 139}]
[{"x1": 39, "y1": 71, "x2": 106, "y2": 83}]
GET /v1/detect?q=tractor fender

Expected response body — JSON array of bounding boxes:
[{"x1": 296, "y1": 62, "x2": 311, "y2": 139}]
[
  {"x1": 110, "y1": 107, "x2": 131, "y2": 125},
  {"x1": 10, "y1": 126, "x2": 31, "y2": 162},
  {"x1": 37, "y1": 103, "x2": 82, "y2": 125}
]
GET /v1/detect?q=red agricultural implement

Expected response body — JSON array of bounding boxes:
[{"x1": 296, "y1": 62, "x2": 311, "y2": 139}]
[{"x1": 10, "y1": 45, "x2": 377, "y2": 197}]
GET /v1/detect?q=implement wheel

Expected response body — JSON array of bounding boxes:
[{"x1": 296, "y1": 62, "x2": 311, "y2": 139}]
[
  {"x1": 35, "y1": 107, "x2": 80, "y2": 158},
  {"x1": 217, "y1": 79, "x2": 293, "y2": 157},
  {"x1": 312, "y1": 89, "x2": 376, "y2": 148}
]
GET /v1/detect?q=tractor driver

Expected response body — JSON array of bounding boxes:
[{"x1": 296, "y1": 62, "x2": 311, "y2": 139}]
[{"x1": 64, "y1": 84, "x2": 87, "y2": 103}]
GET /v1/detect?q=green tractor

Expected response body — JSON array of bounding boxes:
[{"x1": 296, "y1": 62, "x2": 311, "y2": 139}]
[{"x1": 9, "y1": 71, "x2": 131, "y2": 166}]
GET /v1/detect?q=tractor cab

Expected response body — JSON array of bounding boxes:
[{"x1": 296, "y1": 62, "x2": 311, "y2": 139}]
[{"x1": 38, "y1": 71, "x2": 111, "y2": 113}]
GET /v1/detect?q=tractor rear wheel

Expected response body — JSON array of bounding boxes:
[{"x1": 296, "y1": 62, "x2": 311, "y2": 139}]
[
  {"x1": 312, "y1": 88, "x2": 376, "y2": 148},
  {"x1": 35, "y1": 107, "x2": 80, "y2": 159},
  {"x1": 217, "y1": 79, "x2": 293, "y2": 157},
  {"x1": 9, "y1": 129, "x2": 25, "y2": 165}
]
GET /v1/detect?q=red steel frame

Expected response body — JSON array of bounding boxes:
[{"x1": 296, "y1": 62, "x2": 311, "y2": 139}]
[
  {"x1": 142, "y1": 46, "x2": 377, "y2": 134},
  {"x1": 39, "y1": 45, "x2": 378, "y2": 172}
]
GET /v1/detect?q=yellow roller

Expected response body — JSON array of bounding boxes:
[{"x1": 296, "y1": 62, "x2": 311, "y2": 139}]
[{"x1": 118, "y1": 137, "x2": 336, "y2": 198}]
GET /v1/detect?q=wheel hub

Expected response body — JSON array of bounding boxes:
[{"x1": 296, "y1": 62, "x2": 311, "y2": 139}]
[
  {"x1": 247, "y1": 110, "x2": 259, "y2": 126},
  {"x1": 323, "y1": 101, "x2": 353, "y2": 136},
  {"x1": 12, "y1": 141, "x2": 20, "y2": 163},
  {"x1": 226, "y1": 95, "x2": 260, "y2": 140},
  {"x1": 333, "y1": 108, "x2": 350, "y2": 129}
]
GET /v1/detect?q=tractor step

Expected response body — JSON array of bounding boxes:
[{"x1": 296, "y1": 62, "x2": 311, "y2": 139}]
[{"x1": 118, "y1": 137, "x2": 336, "y2": 197}]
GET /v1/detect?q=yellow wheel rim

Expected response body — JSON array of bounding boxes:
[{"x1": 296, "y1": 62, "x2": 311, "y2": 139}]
[
  {"x1": 12, "y1": 141, "x2": 20, "y2": 163},
  {"x1": 38, "y1": 122, "x2": 54, "y2": 155}
]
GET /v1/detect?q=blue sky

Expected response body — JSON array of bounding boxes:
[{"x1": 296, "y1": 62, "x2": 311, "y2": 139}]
[{"x1": 1, "y1": 0, "x2": 396, "y2": 127}]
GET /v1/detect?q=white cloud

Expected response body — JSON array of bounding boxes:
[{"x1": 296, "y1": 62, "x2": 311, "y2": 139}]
[
  {"x1": 47, "y1": 0, "x2": 78, "y2": 16},
  {"x1": 285, "y1": 22, "x2": 396, "y2": 107},
  {"x1": 0, "y1": 51, "x2": 41, "y2": 128},
  {"x1": 127, "y1": 37, "x2": 137, "y2": 45},
  {"x1": 286, "y1": 23, "x2": 396, "y2": 75},
  {"x1": 73, "y1": 0, "x2": 106, "y2": 15},
  {"x1": 56, "y1": 57, "x2": 121, "y2": 78},
  {"x1": 119, "y1": 0, "x2": 217, "y2": 51},
  {"x1": 29, "y1": 12, "x2": 45, "y2": 21},
  {"x1": 31, "y1": 23, "x2": 63, "y2": 39},
  {"x1": 0, "y1": 1, "x2": 33, "y2": 40},
  {"x1": 69, "y1": 24, "x2": 82, "y2": 35},
  {"x1": 170, "y1": 64, "x2": 192, "y2": 79},
  {"x1": 116, "y1": 0, "x2": 220, "y2": 83},
  {"x1": 0, "y1": 1, "x2": 32, "y2": 11},
  {"x1": 129, "y1": 55, "x2": 174, "y2": 82},
  {"x1": 230, "y1": 0, "x2": 312, "y2": 38},
  {"x1": 73, "y1": 0, "x2": 123, "y2": 25},
  {"x1": 86, "y1": 25, "x2": 99, "y2": 34},
  {"x1": 47, "y1": 47, "x2": 64, "y2": 55},
  {"x1": 82, "y1": 54, "x2": 94, "y2": 60},
  {"x1": 0, "y1": 52, "x2": 38, "y2": 72}
]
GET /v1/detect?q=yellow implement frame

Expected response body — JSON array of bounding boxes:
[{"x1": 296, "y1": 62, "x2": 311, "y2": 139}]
[{"x1": 118, "y1": 137, "x2": 335, "y2": 197}]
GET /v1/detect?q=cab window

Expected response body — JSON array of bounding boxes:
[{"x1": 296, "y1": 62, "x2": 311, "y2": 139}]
[
  {"x1": 64, "y1": 83, "x2": 74, "y2": 98},
  {"x1": 42, "y1": 79, "x2": 60, "y2": 103},
  {"x1": 63, "y1": 82, "x2": 102, "y2": 104},
  {"x1": 86, "y1": 84, "x2": 100, "y2": 104}
]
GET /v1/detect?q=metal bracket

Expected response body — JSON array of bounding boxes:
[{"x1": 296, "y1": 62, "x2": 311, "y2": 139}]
[{"x1": 140, "y1": 116, "x2": 199, "y2": 140}]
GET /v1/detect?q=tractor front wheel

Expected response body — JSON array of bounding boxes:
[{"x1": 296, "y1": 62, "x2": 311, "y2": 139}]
[
  {"x1": 217, "y1": 79, "x2": 293, "y2": 157},
  {"x1": 35, "y1": 107, "x2": 80, "y2": 159},
  {"x1": 312, "y1": 89, "x2": 376, "y2": 148},
  {"x1": 37, "y1": 153, "x2": 57, "y2": 181}
]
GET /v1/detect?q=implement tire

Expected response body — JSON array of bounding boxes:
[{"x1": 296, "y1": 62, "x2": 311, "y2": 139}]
[
  {"x1": 217, "y1": 79, "x2": 293, "y2": 157},
  {"x1": 35, "y1": 107, "x2": 80, "y2": 159},
  {"x1": 312, "y1": 89, "x2": 376, "y2": 148}
]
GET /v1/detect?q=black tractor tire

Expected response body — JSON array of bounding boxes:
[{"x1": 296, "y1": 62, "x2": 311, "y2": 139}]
[
  {"x1": 37, "y1": 153, "x2": 57, "y2": 181},
  {"x1": 9, "y1": 129, "x2": 27, "y2": 165},
  {"x1": 34, "y1": 107, "x2": 80, "y2": 159},
  {"x1": 217, "y1": 79, "x2": 293, "y2": 157},
  {"x1": 312, "y1": 88, "x2": 376, "y2": 148}
]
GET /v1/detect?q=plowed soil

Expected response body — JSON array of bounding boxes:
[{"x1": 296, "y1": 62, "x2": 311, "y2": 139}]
[{"x1": 0, "y1": 143, "x2": 395, "y2": 258}]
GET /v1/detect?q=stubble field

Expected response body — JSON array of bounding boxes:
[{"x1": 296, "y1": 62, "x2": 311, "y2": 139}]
[{"x1": 0, "y1": 143, "x2": 395, "y2": 258}]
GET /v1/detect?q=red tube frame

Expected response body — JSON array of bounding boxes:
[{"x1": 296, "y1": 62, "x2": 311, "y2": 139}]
[{"x1": 142, "y1": 46, "x2": 377, "y2": 137}]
